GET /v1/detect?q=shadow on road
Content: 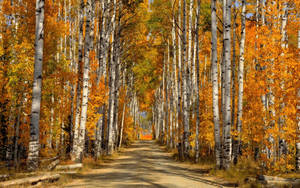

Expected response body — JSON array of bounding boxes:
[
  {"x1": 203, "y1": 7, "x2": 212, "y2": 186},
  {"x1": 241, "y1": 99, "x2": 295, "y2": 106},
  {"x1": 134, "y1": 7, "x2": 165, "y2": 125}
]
[{"x1": 64, "y1": 141, "x2": 236, "y2": 188}]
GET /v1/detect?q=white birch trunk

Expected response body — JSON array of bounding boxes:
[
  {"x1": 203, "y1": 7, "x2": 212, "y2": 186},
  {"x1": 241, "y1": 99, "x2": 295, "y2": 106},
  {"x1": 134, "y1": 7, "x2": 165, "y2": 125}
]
[
  {"x1": 113, "y1": 6, "x2": 122, "y2": 150},
  {"x1": 95, "y1": 0, "x2": 107, "y2": 159},
  {"x1": 222, "y1": 0, "x2": 233, "y2": 169},
  {"x1": 68, "y1": 0, "x2": 75, "y2": 153},
  {"x1": 161, "y1": 59, "x2": 166, "y2": 144},
  {"x1": 48, "y1": 94, "x2": 54, "y2": 149},
  {"x1": 211, "y1": 0, "x2": 222, "y2": 169},
  {"x1": 160, "y1": 86, "x2": 164, "y2": 143},
  {"x1": 71, "y1": 0, "x2": 84, "y2": 161},
  {"x1": 107, "y1": 0, "x2": 117, "y2": 155},
  {"x1": 187, "y1": 0, "x2": 194, "y2": 109},
  {"x1": 261, "y1": 0, "x2": 266, "y2": 25},
  {"x1": 171, "y1": 7, "x2": 178, "y2": 149},
  {"x1": 75, "y1": 0, "x2": 94, "y2": 162},
  {"x1": 119, "y1": 97, "x2": 126, "y2": 148},
  {"x1": 221, "y1": 0, "x2": 226, "y2": 122},
  {"x1": 296, "y1": 30, "x2": 300, "y2": 170},
  {"x1": 177, "y1": 0, "x2": 183, "y2": 155},
  {"x1": 277, "y1": 2, "x2": 288, "y2": 159},
  {"x1": 235, "y1": 0, "x2": 246, "y2": 165},
  {"x1": 194, "y1": 0, "x2": 200, "y2": 163},
  {"x1": 231, "y1": 0, "x2": 237, "y2": 131},
  {"x1": 166, "y1": 44, "x2": 170, "y2": 147},
  {"x1": 27, "y1": 0, "x2": 45, "y2": 171},
  {"x1": 182, "y1": 0, "x2": 190, "y2": 160}
]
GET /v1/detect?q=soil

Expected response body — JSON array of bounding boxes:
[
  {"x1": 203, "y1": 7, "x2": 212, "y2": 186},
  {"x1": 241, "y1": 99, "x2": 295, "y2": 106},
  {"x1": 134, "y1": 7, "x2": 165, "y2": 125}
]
[{"x1": 62, "y1": 141, "x2": 229, "y2": 188}]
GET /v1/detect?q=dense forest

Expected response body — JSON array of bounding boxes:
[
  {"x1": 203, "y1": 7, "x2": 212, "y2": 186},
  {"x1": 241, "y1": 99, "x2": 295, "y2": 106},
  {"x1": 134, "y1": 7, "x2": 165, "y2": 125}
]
[{"x1": 0, "y1": 0, "x2": 299, "y2": 176}]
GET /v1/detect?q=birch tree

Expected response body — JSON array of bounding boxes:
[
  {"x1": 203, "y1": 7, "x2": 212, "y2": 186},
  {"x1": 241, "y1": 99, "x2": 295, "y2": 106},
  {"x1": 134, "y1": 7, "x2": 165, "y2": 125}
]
[
  {"x1": 74, "y1": 0, "x2": 94, "y2": 162},
  {"x1": 211, "y1": 0, "x2": 222, "y2": 168},
  {"x1": 171, "y1": 0, "x2": 178, "y2": 150},
  {"x1": 194, "y1": 0, "x2": 201, "y2": 163},
  {"x1": 182, "y1": 0, "x2": 190, "y2": 160},
  {"x1": 177, "y1": 0, "x2": 183, "y2": 159},
  {"x1": 234, "y1": 0, "x2": 246, "y2": 164},
  {"x1": 71, "y1": 0, "x2": 85, "y2": 161},
  {"x1": 107, "y1": 0, "x2": 117, "y2": 155},
  {"x1": 222, "y1": 0, "x2": 233, "y2": 169},
  {"x1": 296, "y1": 30, "x2": 300, "y2": 170},
  {"x1": 27, "y1": 0, "x2": 45, "y2": 171}
]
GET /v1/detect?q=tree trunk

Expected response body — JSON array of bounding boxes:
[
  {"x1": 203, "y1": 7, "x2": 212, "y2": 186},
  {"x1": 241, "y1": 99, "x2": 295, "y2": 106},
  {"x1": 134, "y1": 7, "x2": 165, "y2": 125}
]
[
  {"x1": 211, "y1": 0, "x2": 222, "y2": 169},
  {"x1": 171, "y1": 6, "x2": 178, "y2": 149},
  {"x1": 161, "y1": 59, "x2": 166, "y2": 144},
  {"x1": 48, "y1": 94, "x2": 54, "y2": 149},
  {"x1": 95, "y1": 111, "x2": 103, "y2": 159},
  {"x1": 14, "y1": 105, "x2": 21, "y2": 169},
  {"x1": 177, "y1": 0, "x2": 183, "y2": 160},
  {"x1": 296, "y1": 30, "x2": 300, "y2": 171},
  {"x1": 27, "y1": 0, "x2": 45, "y2": 171},
  {"x1": 119, "y1": 98, "x2": 126, "y2": 148},
  {"x1": 234, "y1": 0, "x2": 246, "y2": 165},
  {"x1": 222, "y1": 0, "x2": 233, "y2": 170},
  {"x1": 107, "y1": 0, "x2": 117, "y2": 155},
  {"x1": 261, "y1": 0, "x2": 266, "y2": 25},
  {"x1": 160, "y1": 86, "x2": 164, "y2": 143},
  {"x1": 71, "y1": 0, "x2": 85, "y2": 161},
  {"x1": 68, "y1": 0, "x2": 75, "y2": 153},
  {"x1": 187, "y1": 0, "x2": 194, "y2": 110},
  {"x1": 231, "y1": 0, "x2": 237, "y2": 133},
  {"x1": 75, "y1": 0, "x2": 94, "y2": 162},
  {"x1": 165, "y1": 46, "x2": 170, "y2": 147},
  {"x1": 182, "y1": 0, "x2": 190, "y2": 160},
  {"x1": 95, "y1": 0, "x2": 107, "y2": 159},
  {"x1": 113, "y1": 6, "x2": 122, "y2": 150},
  {"x1": 194, "y1": 0, "x2": 201, "y2": 163}
]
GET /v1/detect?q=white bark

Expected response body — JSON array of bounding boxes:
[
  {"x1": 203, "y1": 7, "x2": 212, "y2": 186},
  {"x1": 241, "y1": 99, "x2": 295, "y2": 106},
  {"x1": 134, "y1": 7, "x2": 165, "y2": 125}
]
[
  {"x1": 71, "y1": 0, "x2": 84, "y2": 161},
  {"x1": 211, "y1": 0, "x2": 222, "y2": 169},
  {"x1": 188, "y1": 0, "x2": 194, "y2": 109},
  {"x1": 222, "y1": 0, "x2": 233, "y2": 169},
  {"x1": 280, "y1": 3, "x2": 288, "y2": 49},
  {"x1": 182, "y1": 0, "x2": 190, "y2": 159},
  {"x1": 95, "y1": 0, "x2": 108, "y2": 159},
  {"x1": 296, "y1": 30, "x2": 300, "y2": 170},
  {"x1": 160, "y1": 86, "x2": 164, "y2": 142},
  {"x1": 166, "y1": 44, "x2": 170, "y2": 147},
  {"x1": 48, "y1": 94, "x2": 54, "y2": 149},
  {"x1": 261, "y1": 0, "x2": 266, "y2": 25},
  {"x1": 27, "y1": 0, "x2": 45, "y2": 171},
  {"x1": 119, "y1": 99, "x2": 126, "y2": 148},
  {"x1": 107, "y1": 0, "x2": 117, "y2": 155},
  {"x1": 235, "y1": 0, "x2": 246, "y2": 165},
  {"x1": 231, "y1": 0, "x2": 237, "y2": 130},
  {"x1": 161, "y1": 58, "x2": 166, "y2": 144},
  {"x1": 171, "y1": 7, "x2": 178, "y2": 149},
  {"x1": 194, "y1": 0, "x2": 201, "y2": 163},
  {"x1": 177, "y1": 0, "x2": 182, "y2": 153},
  {"x1": 113, "y1": 6, "x2": 122, "y2": 150},
  {"x1": 75, "y1": 0, "x2": 94, "y2": 162}
]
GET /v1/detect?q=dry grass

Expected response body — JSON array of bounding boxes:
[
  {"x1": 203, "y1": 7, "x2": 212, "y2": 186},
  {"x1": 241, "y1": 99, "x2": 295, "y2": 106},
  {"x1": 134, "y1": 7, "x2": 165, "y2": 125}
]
[
  {"x1": 59, "y1": 160, "x2": 76, "y2": 166},
  {"x1": 277, "y1": 172, "x2": 300, "y2": 179},
  {"x1": 209, "y1": 158, "x2": 261, "y2": 186}
]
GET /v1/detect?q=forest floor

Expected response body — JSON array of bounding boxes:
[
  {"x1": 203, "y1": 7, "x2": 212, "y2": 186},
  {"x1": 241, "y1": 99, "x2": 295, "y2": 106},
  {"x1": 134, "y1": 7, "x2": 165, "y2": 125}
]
[{"x1": 56, "y1": 140, "x2": 235, "y2": 188}]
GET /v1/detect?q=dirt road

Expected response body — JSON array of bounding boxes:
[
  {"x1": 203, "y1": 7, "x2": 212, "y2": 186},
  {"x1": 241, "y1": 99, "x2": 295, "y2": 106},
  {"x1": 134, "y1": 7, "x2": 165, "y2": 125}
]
[{"x1": 63, "y1": 141, "x2": 225, "y2": 188}]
